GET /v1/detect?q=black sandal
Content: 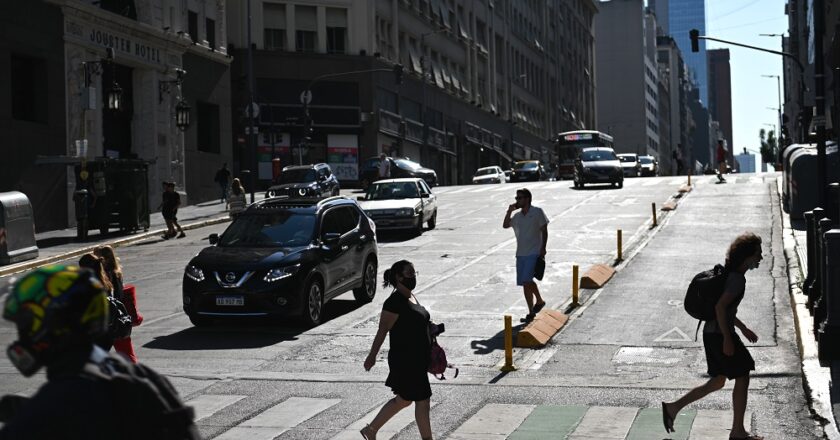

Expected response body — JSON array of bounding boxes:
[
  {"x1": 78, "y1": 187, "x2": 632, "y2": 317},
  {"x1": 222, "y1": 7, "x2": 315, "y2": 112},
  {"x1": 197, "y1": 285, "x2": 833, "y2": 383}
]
[
  {"x1": 532, "y1": 302, "x2": 546, "y2": 314},
  {"x1": 661, "y1": 402, "x2": 674, "y2": 433},
  {"x1": 520, "y1": 313, "x2": 535, "y2": 323}
]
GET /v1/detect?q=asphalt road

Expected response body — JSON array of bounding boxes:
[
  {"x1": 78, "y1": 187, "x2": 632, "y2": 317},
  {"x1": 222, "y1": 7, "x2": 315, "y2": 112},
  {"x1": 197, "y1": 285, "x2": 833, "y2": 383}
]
[{"x1": 0, "y1": 174, "x2": 823, "y2": 439}]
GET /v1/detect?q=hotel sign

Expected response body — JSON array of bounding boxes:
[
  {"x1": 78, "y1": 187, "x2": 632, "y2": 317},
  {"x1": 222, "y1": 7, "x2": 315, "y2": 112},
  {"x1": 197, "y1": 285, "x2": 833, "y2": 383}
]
[{"x1": 65, "y1": 19, "x2": 164, "y2": 66}]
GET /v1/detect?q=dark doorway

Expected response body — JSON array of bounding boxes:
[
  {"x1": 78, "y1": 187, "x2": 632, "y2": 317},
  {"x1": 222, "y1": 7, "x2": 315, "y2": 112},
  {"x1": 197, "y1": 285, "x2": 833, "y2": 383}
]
[{"x1": 102, "y1": 63, "x2": 133, "y2": 158}]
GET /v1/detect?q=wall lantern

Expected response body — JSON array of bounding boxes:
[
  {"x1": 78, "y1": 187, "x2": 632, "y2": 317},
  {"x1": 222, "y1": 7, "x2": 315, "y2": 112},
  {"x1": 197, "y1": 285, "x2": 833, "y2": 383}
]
[
  {"x1": 83, "y1": 47, "x2": 122, "y2": 111},
  {"x1": 175, "y1": 98, "x2": 191, "y2": 131}
]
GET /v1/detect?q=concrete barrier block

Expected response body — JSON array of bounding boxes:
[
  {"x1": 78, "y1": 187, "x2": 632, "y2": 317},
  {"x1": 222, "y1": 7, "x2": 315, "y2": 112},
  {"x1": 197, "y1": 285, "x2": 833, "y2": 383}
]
[
  {"x1": 661, "y1": 201, "x2": 678, "y2": 211},
  {"x1": 678, "y1": 184, "x2": 692, "y2": 193},
  {"x1": 580, "y1": 264, "x2": 616, "y2": 288},
  {"x1": 516, "y1": 309, "x2": 568, "y2": 347}
]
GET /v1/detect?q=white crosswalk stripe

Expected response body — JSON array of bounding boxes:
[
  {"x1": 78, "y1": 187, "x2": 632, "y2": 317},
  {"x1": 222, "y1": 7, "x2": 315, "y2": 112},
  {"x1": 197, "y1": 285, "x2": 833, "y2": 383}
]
[
  {"x1": 214, "y1": 397, "x2": 339, "y2": 440},
  {"x1": 187, "y1": 394, "x2": 247, "y2": 422},
  {"x1": 688, "y1": 409, "x2": 752, "y2": 440},
  {"x1": 569, "y1": 406, "x2": 637, "y2": 439},
  {"x1": 446, "y1": 403, "x2": 535, "y2": 439},
  {"x1": 330, "y1": 402, "x2": 438, "y2": 440}
]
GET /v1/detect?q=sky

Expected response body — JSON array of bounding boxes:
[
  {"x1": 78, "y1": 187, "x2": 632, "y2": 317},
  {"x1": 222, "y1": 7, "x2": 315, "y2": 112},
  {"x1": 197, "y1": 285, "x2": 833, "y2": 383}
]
[{"x1": 704, "y1": 0, "x2": 788, "y2": 154}]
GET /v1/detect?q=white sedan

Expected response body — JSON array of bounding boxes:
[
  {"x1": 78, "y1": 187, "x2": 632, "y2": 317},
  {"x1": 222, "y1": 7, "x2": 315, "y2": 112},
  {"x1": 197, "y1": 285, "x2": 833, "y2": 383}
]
[
  {"x1": 472, "y1": 166, "x2": 506, "y2": 184},
  {"x1": 357, "y1": 178, "x2": 438, "y2": 234}
]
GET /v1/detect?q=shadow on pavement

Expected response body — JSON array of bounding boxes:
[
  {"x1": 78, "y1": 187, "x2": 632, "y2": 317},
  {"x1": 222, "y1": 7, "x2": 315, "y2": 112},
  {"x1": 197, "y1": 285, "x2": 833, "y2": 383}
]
[
  {"x1": 572, "y1": 184, "x2": 618, "y2": 191},
  {"x1": 376, "y1": 230, "x2": 423, "y2": 243},
  {"x1": 790, "y1": 218, "x2": 806, "y2": 231},
  {"x1": 470, "y1": 323, "x2": 527, "y2": 355}
]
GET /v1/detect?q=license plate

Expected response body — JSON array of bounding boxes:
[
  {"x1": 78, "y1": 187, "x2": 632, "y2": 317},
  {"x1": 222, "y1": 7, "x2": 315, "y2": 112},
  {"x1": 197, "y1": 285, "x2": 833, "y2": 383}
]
[{"x1": 216, "y1": 296, "x2": 244, "y2": 306}]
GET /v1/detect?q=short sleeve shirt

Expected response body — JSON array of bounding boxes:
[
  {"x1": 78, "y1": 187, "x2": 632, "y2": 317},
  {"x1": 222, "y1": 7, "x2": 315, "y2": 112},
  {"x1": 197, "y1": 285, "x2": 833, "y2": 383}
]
[
  {"x1": 379, "y1": 159, "x2": 391, "y2": 178},
  {"x1": 704, "y1": 271, "x2": 746, "y2": 334},
  {"x1": 382, "y1": 292, "x2": 431, "y2": 367},
  {"x1": 510, "y1": 206, "x2": 549, "y2": 256}
]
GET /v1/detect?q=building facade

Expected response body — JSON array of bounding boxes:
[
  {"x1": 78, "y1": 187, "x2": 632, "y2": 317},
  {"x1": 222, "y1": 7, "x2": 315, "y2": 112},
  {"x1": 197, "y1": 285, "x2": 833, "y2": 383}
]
[
  {"x1": 708, "y1": 48, "x2": 732, "y2": 158},
  {"x1": 226, "y1": 0, "x2": 599, "y2": 186},
  {"x1": 595, "y1": 0, "x2": 660, "y2": 159},
  {"x1": 1, "y1": 0, "x2": 232, "y2": 231},
  {"x1": 661, "y1": 0, "x2": 709, "y2": 107},
  {"x1": 657, "y1": 34, "x2": 694, "y2": 175}
]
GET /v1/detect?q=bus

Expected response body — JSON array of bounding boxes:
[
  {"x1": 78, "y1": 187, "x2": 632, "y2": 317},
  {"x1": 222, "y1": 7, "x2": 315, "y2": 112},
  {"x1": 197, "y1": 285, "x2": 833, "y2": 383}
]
[{"x1": 554, "y1": 130, "x2": 615, "y2": 179}]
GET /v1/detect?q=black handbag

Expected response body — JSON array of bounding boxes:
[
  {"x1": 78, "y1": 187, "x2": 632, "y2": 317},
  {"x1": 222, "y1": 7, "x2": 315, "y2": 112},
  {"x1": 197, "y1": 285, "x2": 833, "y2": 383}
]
[
  {"x1": 107, "y1": 295, "x2": 133, "y2": 340},
  {"x1": 534, "y1": 256, "x2": 546, "y2": 281}
]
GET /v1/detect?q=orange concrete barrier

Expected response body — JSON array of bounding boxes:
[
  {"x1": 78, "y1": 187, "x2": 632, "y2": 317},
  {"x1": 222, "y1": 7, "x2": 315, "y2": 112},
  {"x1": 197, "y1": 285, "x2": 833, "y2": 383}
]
[
  {"x1": 661, "y1": 201, "x2": 678, "y2": 211},
  {"x1": 678, "y1": 184, "x2": 692, "y2": 193},
  {"x1": 580, "y1": 264, "x2": 616, "y2": 288},
  {"x1": 516, "y1": 309, "x2": 569, "y2": 348}
]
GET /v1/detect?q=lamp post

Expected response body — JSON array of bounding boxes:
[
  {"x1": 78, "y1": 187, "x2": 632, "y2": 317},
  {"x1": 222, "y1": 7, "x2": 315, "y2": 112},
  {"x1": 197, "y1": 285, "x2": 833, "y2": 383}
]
[{"x1": 761, "y1": 74, "x2": 783, "y2": 146}]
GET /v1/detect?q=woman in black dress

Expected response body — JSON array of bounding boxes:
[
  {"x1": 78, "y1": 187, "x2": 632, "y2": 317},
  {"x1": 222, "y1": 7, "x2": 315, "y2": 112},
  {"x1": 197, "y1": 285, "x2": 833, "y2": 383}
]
[
  {"x1": 662, "y1": 232, "x2": 764, "y2": 440},
  {"x1": 362, "y1": 260, "x2": 433, "y2": 440}
]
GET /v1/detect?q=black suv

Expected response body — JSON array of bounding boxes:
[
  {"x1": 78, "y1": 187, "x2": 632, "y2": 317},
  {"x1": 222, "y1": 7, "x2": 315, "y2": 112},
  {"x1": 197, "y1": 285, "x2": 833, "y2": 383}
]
[
  {"x1": 182, "y1": 196, "x2": 378, "y2": 327},
  {"x1": 359, "y1": 157, "x2": 438, "y2": 189},
  {"x1": 266, "y1": 163, "x2": 340, "y2": 199}
]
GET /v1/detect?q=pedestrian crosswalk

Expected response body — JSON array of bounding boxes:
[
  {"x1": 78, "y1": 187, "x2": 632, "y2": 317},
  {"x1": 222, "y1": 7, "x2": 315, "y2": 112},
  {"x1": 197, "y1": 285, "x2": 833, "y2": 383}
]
[{"x1": 186, "y1": 394, "x2": 752, "y2": 440}]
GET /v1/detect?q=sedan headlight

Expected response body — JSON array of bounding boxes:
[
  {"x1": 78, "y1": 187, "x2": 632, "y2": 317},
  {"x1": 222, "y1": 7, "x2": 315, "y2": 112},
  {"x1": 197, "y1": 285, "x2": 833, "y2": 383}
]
[
  {"x1": 396, "y1": 208, "x2": 415, "y2": 217},
  {"x1": 264, "y1": 264, "x2": 301, "y2": 282},
  {"x1": 185, "y1": 265, "x2": 205, "y2": 282}
]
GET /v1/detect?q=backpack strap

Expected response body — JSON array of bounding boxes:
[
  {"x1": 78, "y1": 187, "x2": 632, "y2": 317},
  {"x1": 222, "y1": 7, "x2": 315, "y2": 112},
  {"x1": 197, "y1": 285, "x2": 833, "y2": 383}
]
[{"x1": 694, "y1": 320, "x2": 703, "y2": 342}]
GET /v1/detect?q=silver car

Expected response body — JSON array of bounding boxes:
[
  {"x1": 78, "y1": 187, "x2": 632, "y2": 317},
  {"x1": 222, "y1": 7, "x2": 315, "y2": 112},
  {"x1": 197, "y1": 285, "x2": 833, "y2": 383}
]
[
  {"x1": 617, "y1": 153, "x2": 642, "y2": 177},
  {"x1": 357, "y1": 178, "x2": 438, "y2": 234},
  {"x1": 472, "y1": 166, "x2": 506, "y2": 184}
]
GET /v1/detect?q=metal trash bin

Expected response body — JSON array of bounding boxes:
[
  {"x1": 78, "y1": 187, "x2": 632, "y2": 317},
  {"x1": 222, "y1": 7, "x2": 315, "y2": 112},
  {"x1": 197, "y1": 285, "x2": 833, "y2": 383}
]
[
  {"x1": 781, "y1": 144, "x2": 812, "y2": 213},
  {"x1": 0, "y1": 191, "x2": 39, "y2": 265},
  {"x1": 788, "y1": 143, "x2": 840, "y2": 219}
]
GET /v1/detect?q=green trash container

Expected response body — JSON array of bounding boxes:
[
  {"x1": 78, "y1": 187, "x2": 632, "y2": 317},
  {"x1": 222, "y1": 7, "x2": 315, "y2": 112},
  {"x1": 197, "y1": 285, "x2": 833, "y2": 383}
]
[{"x1": 74, "y1": 158, "x2": 150, "y2": 236}]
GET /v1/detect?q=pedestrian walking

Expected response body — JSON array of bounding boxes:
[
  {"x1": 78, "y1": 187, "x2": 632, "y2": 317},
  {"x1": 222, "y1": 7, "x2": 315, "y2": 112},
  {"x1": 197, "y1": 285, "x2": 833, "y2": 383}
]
[
  {"x1": 362, "y1": 260, "x2": 434, "y2": 440},
  {"x1": 95, "y1": 245, "x2": 142, "y2": 363},
  {"x1": 228, "y1": 178, "x2": 247, "y2": 217},
  {"x1": 0, "y1": 265, "x2": 199, "y2": 439},
  {"x1": 661, "y1": 232, "x2": 764, "y2": 440},
  {"x1": 716, "y1": 140, "x2": 728, "y2": 183},
  {"x1": 502, "y1": 188, "x2": 549, "y2": 323},
  {"x1": 159, "y1": 182, "x2": 185, "y2": 239},
  {"x1": 378, "y1": 153, "x2": 391, "y2": 179},
  {"x1": 78, "y1": 253, "x2": 116, "y2": 351},
  {"x1": 214, "y1": 162, "x2": 231, "y2": 204}
]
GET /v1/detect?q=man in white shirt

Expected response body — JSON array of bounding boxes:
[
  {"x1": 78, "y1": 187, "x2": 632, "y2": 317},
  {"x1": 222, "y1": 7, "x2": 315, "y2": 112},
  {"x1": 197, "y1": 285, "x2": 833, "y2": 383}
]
[
  {"x1": 502, "y1": 188, "x2": 549, "y2": 322},
  {"x1": 378, "y1": 153, "x2": 391, "y2": 179}
]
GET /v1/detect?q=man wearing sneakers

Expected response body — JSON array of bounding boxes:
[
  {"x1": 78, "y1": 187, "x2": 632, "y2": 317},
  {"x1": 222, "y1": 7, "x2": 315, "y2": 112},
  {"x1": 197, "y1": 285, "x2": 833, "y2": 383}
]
[{"x1": 503, "y1": 188, "x2": 549, "y2": 322}]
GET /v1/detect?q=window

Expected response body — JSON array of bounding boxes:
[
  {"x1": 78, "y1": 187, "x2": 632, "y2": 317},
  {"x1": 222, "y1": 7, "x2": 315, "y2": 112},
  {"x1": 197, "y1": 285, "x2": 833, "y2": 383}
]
[
  {"x1": 264, "y1": 3, "x2": 286, "y2": 50},
  {"x1": 295, "y1": 5, "x2": 317, "y2": 53},
  {"x1": 326, "y1": 8, "x2": 347, "y2": 54},
  {"x1": 206, "y1": 18, "x2": 216, "y2": 49},
  {"x1": 322, "y1": 207, "x2": 357, "y2": 235},
  {"x1": 188, "y1": 11, "x2": 198, "y2": 43},
  {"x1": 197, "y1": 102, "x2": 220, "y2": 153},
  {"x1": 10, "y1": 54, "x2": 47, "y2": 123}
]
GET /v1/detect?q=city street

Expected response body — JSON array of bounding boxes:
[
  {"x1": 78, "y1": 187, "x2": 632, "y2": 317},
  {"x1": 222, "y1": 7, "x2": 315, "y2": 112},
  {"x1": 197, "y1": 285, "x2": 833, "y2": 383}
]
[{"x1": 0, "y1": 174, "x2": 824, "y2": 439}]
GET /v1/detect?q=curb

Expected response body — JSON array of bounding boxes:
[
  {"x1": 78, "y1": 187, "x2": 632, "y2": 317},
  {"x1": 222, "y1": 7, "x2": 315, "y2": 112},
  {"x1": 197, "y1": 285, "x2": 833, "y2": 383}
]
[
  {"x1": 775, "y1": 177, "x2": 840, "y2": 440},
  {"x1": 0, "y1": 215, "x2": 231, "y2": 278}
]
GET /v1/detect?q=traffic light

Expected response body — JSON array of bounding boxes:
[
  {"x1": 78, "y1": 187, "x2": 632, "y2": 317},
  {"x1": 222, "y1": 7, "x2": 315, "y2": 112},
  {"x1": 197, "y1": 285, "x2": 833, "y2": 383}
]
[
  {"x1": 689, "y1": 29, "x2": 700, "y2": 52},
  {"x1": 393, "y1": 64, "x2": 404, "y2": 85}
]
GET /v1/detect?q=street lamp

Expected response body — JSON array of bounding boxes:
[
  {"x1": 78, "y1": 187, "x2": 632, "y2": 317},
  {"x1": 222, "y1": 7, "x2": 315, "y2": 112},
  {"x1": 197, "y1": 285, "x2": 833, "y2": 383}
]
[
  {"x1": 106, "y1": 82, "x2": 122, "y2": 111},
  {"x1": 761, "y1": 74, "x2": 783, "y2": 145},
  {"x1": 175, "y1": 99, "x2": 191, "y2": 131},
  {"x1": 83, "y1": 47, "x2": 122, "y2": 112}
]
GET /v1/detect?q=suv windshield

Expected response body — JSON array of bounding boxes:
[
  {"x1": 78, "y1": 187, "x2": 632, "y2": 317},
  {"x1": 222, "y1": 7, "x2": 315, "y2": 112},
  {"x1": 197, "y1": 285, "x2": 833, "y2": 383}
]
[
  {"x1": 581, "y1": 150, "x2": 617, "y2": 162},
  {"x1": 364, "y1": 182, "x2": 419, "y2": 200},
  {"x1": 617, "y1": 155, "x2": 635, "y2": 163},
  {"x1": 280, "y1": 169, "x2": 317, "y2": 183},
  {"x1": 475, "y1": 168, "x2": 497, "y2": 176},
  {"x1": 514, "y1": 162, "x2": 538, "y2": 170},
  {"x1": 219, "y1": 212, "x2": 316, "y2": 247}
]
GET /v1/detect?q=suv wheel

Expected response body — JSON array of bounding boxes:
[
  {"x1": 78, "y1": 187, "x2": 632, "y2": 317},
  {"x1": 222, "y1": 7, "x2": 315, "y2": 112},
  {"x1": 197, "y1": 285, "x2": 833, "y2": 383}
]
[
  {"x1": 352, "y1": 258, "x2": 377, "y2": 304},
  {"x1": 427, "y1": 211, "x2": 437, "y2": 229},
  {"x1": 415, "y1": 214, "x2": 424, "y2": 235},
  {"x1": 301, "y1": 278, "x2": 324, "y2": 326},
  {"x1": 616, "y1": 180, "x2": 624, "y2": 189}
]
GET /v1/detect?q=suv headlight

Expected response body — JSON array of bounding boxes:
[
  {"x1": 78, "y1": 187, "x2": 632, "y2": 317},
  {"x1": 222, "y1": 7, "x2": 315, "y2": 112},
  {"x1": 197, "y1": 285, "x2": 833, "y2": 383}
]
[
  {"x1": 185, "y1": 265, "x2": 205, "y2": 282},
  {"x1": 264, "y1": 264, "x2": 301, "y2": 282},
  {"x1": 396, "y1": 208, "x2": 415, "y2": 217}
]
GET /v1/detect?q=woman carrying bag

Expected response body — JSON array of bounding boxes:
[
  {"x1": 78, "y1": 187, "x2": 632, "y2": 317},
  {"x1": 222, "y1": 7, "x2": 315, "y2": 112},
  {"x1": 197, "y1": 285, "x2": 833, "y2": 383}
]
[
  {"x1": 362, "y1": 260, "x2": 434, "y2": 440},
  {"x1": 95, "y1": 245, "x2": 143, "y2": 363}
]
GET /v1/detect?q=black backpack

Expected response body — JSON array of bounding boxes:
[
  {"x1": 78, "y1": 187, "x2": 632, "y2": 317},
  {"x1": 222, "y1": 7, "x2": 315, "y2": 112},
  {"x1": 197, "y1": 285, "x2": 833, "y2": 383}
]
[
  {"x1": 106, "y1": 295, "x2": 133, "y2": 340},
  {"x1": 684, "y1": 264, "x2": 729, "y2": 321},
  {"x1": 82, "y1": 354, "x2": 200, "y2": 440}
]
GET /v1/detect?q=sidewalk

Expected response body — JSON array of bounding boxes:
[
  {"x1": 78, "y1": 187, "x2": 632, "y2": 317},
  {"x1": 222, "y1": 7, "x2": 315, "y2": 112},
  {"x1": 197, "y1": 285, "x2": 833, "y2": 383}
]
[
  {"x1": 0, "y1": 197, "x2": 261, "y2": 277},
  {"x1": 779, "y1": 177, "x2": 840, "y2": 439}
]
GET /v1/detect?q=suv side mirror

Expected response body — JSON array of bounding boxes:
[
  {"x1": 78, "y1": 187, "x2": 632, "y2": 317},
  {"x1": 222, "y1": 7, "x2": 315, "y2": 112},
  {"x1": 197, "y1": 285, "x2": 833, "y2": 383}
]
[
  {"x1": 322, "y1": 232, "x2": 341, "y2": 245},
  {"x1": 209, "y1": 233, "x2": 219, "y2": 244}
]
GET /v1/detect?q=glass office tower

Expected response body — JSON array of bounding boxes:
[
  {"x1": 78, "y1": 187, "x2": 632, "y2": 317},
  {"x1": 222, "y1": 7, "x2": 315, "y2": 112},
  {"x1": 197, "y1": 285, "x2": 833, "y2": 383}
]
[{"x1": 663, "y1": 0, "x2": 708, "y2": 106}]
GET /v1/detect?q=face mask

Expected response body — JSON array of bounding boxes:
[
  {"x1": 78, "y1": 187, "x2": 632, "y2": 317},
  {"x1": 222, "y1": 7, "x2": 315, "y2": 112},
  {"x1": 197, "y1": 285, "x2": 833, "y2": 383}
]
[{"x1": 400, "y1": 277, "x2": 417, "y2": 291}]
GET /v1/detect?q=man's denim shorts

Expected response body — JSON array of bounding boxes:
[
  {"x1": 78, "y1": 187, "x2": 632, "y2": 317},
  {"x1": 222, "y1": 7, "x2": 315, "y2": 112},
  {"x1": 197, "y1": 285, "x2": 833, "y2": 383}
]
[{"x1": 516, "y1": 254, "x2": 539, "y2": 286}]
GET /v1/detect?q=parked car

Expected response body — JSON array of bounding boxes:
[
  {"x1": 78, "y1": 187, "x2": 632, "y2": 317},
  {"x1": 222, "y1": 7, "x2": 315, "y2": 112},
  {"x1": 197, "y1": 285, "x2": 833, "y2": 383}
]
[
  {"x1": 638, "y1": 155, "x2": 658, "y2": 176},
  {"x1": 182, "y1": 196, "x2": 378, "y2": 327},
  {"x1": 573, "y1": 147, "x2": 624, "y2": 189},
  {"x1": 357, "y1": 178, "x2": 437, "y2": 235},
  {"x1": 265, "y1": 163, "x2": 340, "y2": 199},
  {"x1": 503, "y1": 169, "x2": 512, "y2": 182},
  {"x1": 359, "y1": 156, "x2": 438, "y2": 189},
  {"x1": 617, "y1": 154, "x2": 642, "y2": 177},
  {"x1": 472, "y1": 166, "x2": 506, "y2": 184},
  {"x1": 509, "y1": 160, "x2": 544, "y2": 182}
]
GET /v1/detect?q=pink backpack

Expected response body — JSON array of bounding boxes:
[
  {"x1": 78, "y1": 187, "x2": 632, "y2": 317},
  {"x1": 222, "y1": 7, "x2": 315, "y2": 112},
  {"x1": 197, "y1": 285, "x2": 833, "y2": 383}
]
[{"x1": 428, "y1": 339, "x2": 458, "y2": 380}]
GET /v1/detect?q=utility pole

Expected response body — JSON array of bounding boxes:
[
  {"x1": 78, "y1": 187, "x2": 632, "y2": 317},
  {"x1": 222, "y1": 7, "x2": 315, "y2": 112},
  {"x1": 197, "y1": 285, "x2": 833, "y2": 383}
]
[
  {"x1": 813, "y1": 0, "x2": 827, "y2": 207},
  {"x1": 246, "y1": 0, "x2": 256, "y2": 203}
]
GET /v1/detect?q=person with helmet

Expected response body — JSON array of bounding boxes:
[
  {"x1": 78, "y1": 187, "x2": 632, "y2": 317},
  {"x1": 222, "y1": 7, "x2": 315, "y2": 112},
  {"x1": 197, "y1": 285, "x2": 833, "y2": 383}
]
[{"x1": 0, "y1": 265, "x2": 198, "y2": 439}]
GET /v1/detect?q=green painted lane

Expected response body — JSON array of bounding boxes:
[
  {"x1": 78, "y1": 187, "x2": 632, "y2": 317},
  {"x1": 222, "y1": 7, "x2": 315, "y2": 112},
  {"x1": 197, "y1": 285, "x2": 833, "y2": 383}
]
[{"x1": 508, "y1": 405, "x2": 587, "y2": 440}]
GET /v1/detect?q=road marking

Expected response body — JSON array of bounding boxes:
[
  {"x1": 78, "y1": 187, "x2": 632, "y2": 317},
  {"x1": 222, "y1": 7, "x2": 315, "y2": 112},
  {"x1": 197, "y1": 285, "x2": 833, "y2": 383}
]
[
  {"x1": 444, "y1": 187, "x2": 476, "y2": 194},
  {"x1": 214, "y1": 397, "x2": 339, "y2": 440},
  {"x1": 509, "y1": 405, "x2": 587, "y2": 439},
  {"x1": 654, "y1": 326, "x2": 693, "y2": 342},
  {"x1": 330, "y1": 401, "x2": 438, "y2": 439},
  {"x1": 568, "y1": 406, "x2": 638, "y2": 439},
  {"x1": 446, "y1": 403, "x2": 535, "y2": 439},
  {"x1": 749, "y1": 176, "x2": 764, "y2": 184},
  {"x1": 688, "y1": 409, "x2": 751, "y2": 440},
  {"x1": 186, "y1": 394, "x2": 247, "y2": 421},
  {"x1": 626, "y1": 407, "x2": 696, "y2": 440}
]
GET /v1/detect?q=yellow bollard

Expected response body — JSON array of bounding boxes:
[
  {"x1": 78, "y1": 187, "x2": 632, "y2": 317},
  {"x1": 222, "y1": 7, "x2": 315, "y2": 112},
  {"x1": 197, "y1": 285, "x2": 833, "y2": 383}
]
[
  {"x1": 617, "y1": 229, "x2": 623, "y2": 261},
  {"x1": 651, "y1": 202, "x2": 658, "y2": 227},
  {"x1": 501, "y1": 315, "x2": 517, "y2": 372},
  {"x1": 572, "y1": 264, "x2": 580, "y2": 306},
  {"x1": 687, "y1": 173, "x2": 692, "y2": 186}
]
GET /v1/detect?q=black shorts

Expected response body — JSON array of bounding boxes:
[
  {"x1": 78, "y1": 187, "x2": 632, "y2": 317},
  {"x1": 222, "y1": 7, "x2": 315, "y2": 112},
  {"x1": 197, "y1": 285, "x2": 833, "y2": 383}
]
[{"x1": 703, "y1": 332, "x2": 755, "y2": 379}]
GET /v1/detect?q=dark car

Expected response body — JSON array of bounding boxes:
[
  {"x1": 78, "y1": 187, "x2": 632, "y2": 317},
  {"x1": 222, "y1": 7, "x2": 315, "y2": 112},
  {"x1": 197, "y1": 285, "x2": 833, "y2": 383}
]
[
  {"x1": 509, "y1": 160, "x2": 544, "y2": 182},
  {"x1": 182, "y1": 196, "x2": 378, "y2": 327},
  {"x1": 573, "y1": 147, "x2": 624, "y2": 189},
  {"x1": 265, "y1": 163, "x2": 340, "y2": 199},
  {"x1": 359, "y1": 156, "x2": 438, "y2": 189}
]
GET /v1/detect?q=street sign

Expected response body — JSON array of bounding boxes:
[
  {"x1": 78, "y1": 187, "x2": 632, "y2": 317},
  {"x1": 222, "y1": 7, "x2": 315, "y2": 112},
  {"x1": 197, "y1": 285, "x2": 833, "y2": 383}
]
[
  {"x1": 246, "y1": 102, "x2": 260, "y2": 119},
  {"x1": 300, "y1": 90, "x2": 313, "y2": 105}
]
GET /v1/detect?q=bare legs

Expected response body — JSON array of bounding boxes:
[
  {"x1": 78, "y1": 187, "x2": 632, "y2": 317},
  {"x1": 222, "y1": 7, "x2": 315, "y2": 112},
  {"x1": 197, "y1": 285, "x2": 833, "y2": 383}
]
[
  {"x1": 663, "y1": 374, "x2": 753, "y2": 437},
  {"x1": 364, "y1": 396, "x2": 433, "y2": 440},
  {"x1": 523, "y1": 281, "x2": 545, "y2": 313}
]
